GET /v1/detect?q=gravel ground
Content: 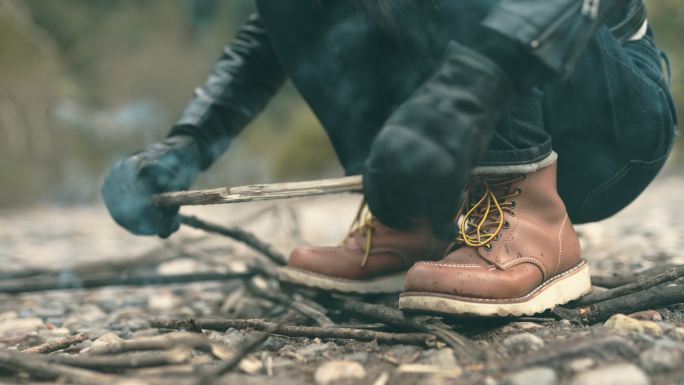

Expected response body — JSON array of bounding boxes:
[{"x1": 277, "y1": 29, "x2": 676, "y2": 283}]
[{"x1": 0, "y1": 167, "x2": 683, "y2": 385}]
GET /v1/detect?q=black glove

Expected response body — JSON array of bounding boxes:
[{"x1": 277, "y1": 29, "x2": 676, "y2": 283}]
[
  {"x1": 101, "y1": 135, "x2": 202, "y2": 238},
  {"x1": 363, "y1": 42, "x2": 513, "y2": 238}
]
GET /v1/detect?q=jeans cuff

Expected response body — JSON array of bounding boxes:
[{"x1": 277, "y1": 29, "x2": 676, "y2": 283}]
[{"x1": 473, "y1": 151, "x2": 557, "y2": 175}]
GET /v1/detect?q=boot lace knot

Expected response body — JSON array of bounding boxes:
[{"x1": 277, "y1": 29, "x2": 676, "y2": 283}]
[{"x1": 455, "y1": 175, "x2": 524, "y2": 248}]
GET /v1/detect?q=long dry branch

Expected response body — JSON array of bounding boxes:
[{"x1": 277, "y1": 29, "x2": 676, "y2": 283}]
[
  {"x1": 178, "y1": 214, "x2": 287, "y2": 266},
  {"x1": 21, "y1": 333, "x2": 89, "y2": 354},
  {"x1": 153, "y1": 175, "x2": 362, "y2": 207},
  {"x1": 555, "y1": 276, "x2": 684, "y2": 324},
  {"x1": 85, "y1": 332, "x2": 233, "y2": 360},
  {"x1": 0, "y1": 271, "x2": 253, "y2": 294},
  {"x1": 151, "y1": 318, "x2": 437, "y2": 347},
  {"x1": 0, "y1": 350, "x2": 116, "y2": 385},
  {"x1": 574, "y1": 264, "x2": 684, "y2": 306},
  {"x1": 46, "y1": 349, "x2": 192, "y2": 372}
]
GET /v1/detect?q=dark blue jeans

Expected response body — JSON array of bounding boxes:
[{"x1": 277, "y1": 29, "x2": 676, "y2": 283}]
[
  {"x1": 482, "y1": 27, "x2": 677, "y2": 223},
  {"x1": 329, "y1": 25, "x2": 677, "y2": 224}
]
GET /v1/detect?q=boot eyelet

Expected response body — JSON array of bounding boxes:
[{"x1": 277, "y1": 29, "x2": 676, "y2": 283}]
[
  {"x1": 503, "y1": 221, "x2": 510, "y2": 229},
  {"x1": 484, "y1": 244, "x2": 492, "y2": 251},
  {"x1": 494, "y1": 234, "x2": 500, "y2": 241},
  {"x1": 510, "y1": 201, "x2": 517, "y2": 208}
]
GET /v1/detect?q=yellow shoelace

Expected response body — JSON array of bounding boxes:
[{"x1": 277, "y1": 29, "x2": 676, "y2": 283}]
[
  {"x1": 345, "y1": 200, "x2": 376, "y2": 268},
  {"x1": 455, "y1": 175, "x2": 524, "y2": 249}
]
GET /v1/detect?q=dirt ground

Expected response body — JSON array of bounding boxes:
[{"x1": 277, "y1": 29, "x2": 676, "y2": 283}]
[{"x1": 1, "y1": 166, "x2": 683, "y2": 385}]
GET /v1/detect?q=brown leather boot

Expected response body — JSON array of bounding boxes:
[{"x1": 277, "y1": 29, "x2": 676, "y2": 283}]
[
  {"x1": 279, "y1": 202, "x2": 450, "y2": 293},
  {"x1": 400, "y1": 157, "x2": 591, "y2": 316}
]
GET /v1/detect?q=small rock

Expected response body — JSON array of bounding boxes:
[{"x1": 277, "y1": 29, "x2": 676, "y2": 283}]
[
  {"x1": 502, "y1": 333, "x2": 545, "y2": 354},
  {"x1": 157, "y1": 258, "x2": 201, "y2": 275},
  {"x1": 559, "y1": 319, "x2": 573, "y2": 327},
  {"x1": 501, "y1": 367, "x2": 557, "y2": 385},
  {"x1": 314, "y1": 360, "x2": 366, "y2": 385},
  {"x1": 603, "y1": 314, "x2": 662, "y2": 336},
  {"x1": 569, "y1": 364, "x2": 649, "y2": 385},
  {"x1": 628, "y1": 310, "x2": 663, "y2": 321},
  {"x1": 667, "y1": 327, "x2": 684, "y2": 341},
  {"x1": 296, "y1": 342, "x2": 336, "y2": 358},
  {"x1": 91, "y1": 332, "x2": 122, "y2": 347},
  {"x1": 397, "y1": 363, "x2": 462, "y2": 378},
  {"x1": 568, "y1": 358, "x2": 595, "y2": 372},
  {"x1": 0, "y1": 317, "x2": 45, "y2": 340},
  {"x1": 639, "y1": 338, "x2": 684, "y2": 373},
  {"x1": 421, "y1": 348, "x2": 457, "y2": 367},
  {"x1": 238, "y1": 355, "x2": 263, "y2": 374},
  {"x1": 148, "y1": 293, "x2": 181, "y2": 311},
  {"x1": 501, "y1": 322, "x2": 545, "y2": 333}
]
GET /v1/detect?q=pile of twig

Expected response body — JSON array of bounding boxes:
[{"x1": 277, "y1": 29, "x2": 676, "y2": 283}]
[
  {"x1": 555, "y1": 264, "x2": 684, "y2": 324},
  {"x1": 2, "y1": 212, "x2": 684, "y2": 384}
]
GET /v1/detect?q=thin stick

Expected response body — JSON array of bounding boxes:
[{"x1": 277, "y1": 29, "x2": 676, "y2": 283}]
[
  {"x1": 575, "y1": 265, "x2": 684, "y2": 307},
  {"x1": 21, "y1": 333, "x2": 89, "y2": 354},
  {"x1": 0, "y1": 271, "x2": 253, "y2": 294},
  {"x1": 0, "y1": 350, "x2": 117, "y2": 384},
  {"x1": 507, "y1": 335, "x2": 638, "y2": 370},
  {"x1": 556, "y1": 276, "x2": 684, "y2": 324},
  {"x1": 591, "y1": 264, "x2": 679, "y2": 288},
  {"x1": 324, "y1": 295, "x2": 484, "y2": 361},
  {"x1": 151, "y1": 318, "x2": 437, "y2": 347},
  {"x1": 179, "y1": 214, "x2": 287, "y2": 266},
  {"x1": 85, "y1": 332, "x2": 233, "y2": 360},
  {"x1": 45, "y1": 349, "x2": 192, "y2": 372},
  {"x1": 201, "y1": 311, "x2": 300, "y2": 382},
  {"x1": 153, "y1": 175, "x2": 362, "y2": 207},
  {"x1": 246, "y1": 279, "x2": 334, "y2": 326}
]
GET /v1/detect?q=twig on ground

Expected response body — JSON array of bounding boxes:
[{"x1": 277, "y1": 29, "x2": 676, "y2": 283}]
[
  {"x1": 201, "y1": 311, "x2": 300, "y2": 383},
  {"x1": 0, "y1": 271, "x2": 253, "y2": 294},
  {"x1": 151, "y1": 318, "x2": 437, "y2": 347},
  {"x1": 590, "y1": 264, "x2": 678, "y2": 288},
  {"x1": 46, "y1": 348, "x2": 192, "y2": 372},
  {"x1": 0, "y1": 350, "x2": 117, "y2": 384},
  {"x1": 555, "y1": 276, "x2": 684, "y2": 324},
  {"x1": 21, "y1": 333, "x2": 89, "y2": 354},
  {"x1": 507, "y1": 335, "x2": 639, "y2": 370},
  {"x1": 246, "y1": 278, "x2": 334, "y2": 326},
  {"x1": 324, "y1": 295, "x2": 485, "y2": 361},
  {"x1": 179, "y1": 214, "x2": 287, "y2": 266},
  {"x1": 86, "y1": 332, "x2": 233, "y2": 360},
  {"x1": 575, "y1": 265, "x2": 684, "y2": 307}
]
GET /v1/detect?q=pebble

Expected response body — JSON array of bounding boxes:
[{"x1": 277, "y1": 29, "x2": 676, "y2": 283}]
[
  {"x1": 567, "y1": 358, "x2": 595, "y2": 372},
  {"x1": 667, "y1": 327, "x2": 684, "y2": 341},
  {"x1": 421, "y1": 348, "x2": 457, "y2": 367},
  {"x1": 0, "y1": 317, "x2": 45, "y2": 340},
  {"x1": 314, "y1": 360, "x2": 366, "y2": 385},
  {"x1": 568, "y1": 364, "x2": 650, "y2": 385},
  {"x1": 603, "y1": 314, "x2": 662, "y2": 336},
  {"x1": 502, "y1": 333, "x2": 545, "y2": 354},
  {"x1": 501, "y1": 322, "x2": 545, "y2": 333},
  {"x1": 501, "y1": 367, "x2": 557, "y2": 385},
  {"x1": 639, "y1": 338, "x2": 684, "y2": 373},
  {"x1": 629, "y1": 310, "x2": 663, "y2": 321}
]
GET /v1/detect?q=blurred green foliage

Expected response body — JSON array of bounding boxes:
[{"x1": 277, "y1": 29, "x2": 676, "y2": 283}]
[{"x1": 0, "y1": 0, "x2": 681, "y2": 207}]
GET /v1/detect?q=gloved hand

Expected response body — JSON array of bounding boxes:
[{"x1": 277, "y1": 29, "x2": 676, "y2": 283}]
[
  {"x1": 101, "y1": 135, "x2": 202, "y2": 238},
  {"x1": 363, "y1": 42, "x2": 514, "y2": 238}
]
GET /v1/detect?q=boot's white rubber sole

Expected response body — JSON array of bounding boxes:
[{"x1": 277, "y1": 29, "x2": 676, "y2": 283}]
[
  {"x1": 399, "y1": 261, "x2": 591, "y2": 317},
  {"x1": 278, "y1": 267, "x2": 406, "y2": 294}
]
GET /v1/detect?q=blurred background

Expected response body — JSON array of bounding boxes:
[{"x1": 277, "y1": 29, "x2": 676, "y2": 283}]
[{"x1": 0, "y1": 0, "x2": 681, "y2": 208}]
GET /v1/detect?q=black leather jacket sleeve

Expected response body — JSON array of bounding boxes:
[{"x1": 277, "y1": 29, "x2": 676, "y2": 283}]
[{"x1": 168, "y1": 13, "x2": 286, "y2": 170}]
